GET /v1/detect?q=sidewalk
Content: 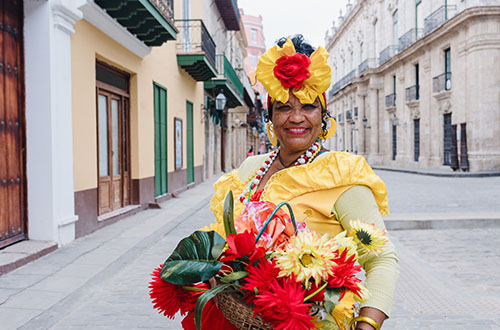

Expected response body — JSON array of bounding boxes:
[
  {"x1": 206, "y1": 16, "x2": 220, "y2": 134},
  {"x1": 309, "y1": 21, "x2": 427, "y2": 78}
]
[
  {"x1": 0, "y1": 175, "x2": 220, "y2": 330},
  {"x1": 371, "y1": 165, "x2": 500, "y2": 177}
]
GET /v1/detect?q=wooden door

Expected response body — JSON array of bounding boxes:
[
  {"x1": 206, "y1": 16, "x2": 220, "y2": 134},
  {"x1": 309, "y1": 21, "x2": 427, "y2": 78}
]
[
  {"x1": 97, "y1": 89, "x2": 130, "y2": 214},
  {"x1": 0, "y1": 0, "x2": 25, "y2": 248}
]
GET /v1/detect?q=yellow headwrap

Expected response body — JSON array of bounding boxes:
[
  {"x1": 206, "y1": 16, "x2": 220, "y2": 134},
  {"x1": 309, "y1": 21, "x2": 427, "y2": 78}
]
[{"x1": 256, "y1": 39, "x2": 332, "y2": 108}]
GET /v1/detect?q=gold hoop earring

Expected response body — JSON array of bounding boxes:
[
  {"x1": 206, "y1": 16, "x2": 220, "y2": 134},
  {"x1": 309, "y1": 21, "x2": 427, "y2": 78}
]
[
  {"x1": 266, "y1": 123, "x2": 278, "y2": 146},
  {"x1": 319, "y1": 117, "x2": 337, "y2": 140}
]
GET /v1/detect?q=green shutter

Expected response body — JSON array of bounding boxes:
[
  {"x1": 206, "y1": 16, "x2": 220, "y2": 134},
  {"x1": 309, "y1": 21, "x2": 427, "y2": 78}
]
[
  {"x1": 186, "y1": 101, "x2": 194, "y2": 184},
  {"x1": 154, "y1": 83, "x2": 168, "y2": 196}
]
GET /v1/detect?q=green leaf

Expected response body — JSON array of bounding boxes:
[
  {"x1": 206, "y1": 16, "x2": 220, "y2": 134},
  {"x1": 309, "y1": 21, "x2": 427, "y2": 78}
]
[
  {"x1": 324, "y1": 287, "x2": 342, "y2": 314},
  {"x1": 160, "y1": 231, "x2": 226, "y2": 285},
  {"x1": 219, "y1": 271, "x2": 249, "y2": 283},
  {"x1": 223, "y1": 191, "x2": 236, "y2": 237},
  {"x1": 194, "y1": 283, "x2": 233, "y2": 330}
]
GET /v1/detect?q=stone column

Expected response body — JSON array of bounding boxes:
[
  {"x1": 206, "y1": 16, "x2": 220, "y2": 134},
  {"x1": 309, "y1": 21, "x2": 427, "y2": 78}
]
[{"x1": 24, "y1": 0, "x2": 85, "y2": 245}]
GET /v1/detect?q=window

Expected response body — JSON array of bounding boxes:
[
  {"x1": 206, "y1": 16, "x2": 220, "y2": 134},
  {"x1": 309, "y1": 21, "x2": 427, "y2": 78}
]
[
  {"x1": 415, "y1": 63, "x2": 420, "y2": 100},
  {"x1": 393, "y1": 75, "x2": 397, "y2": 102},
  {"x1": 393, "y1": 10, "x2": 399, "y2": 51},
  {"x1": 414, "y1": 119, "x2": 420, "y2": 161},
  {"x1": 444, "y1": 48, "x2": 451, "y2": 90},
  {"x1": 415, "y1": 0, "x2": 422, "y2": 33},
  {"x1": 359, "y1": 42, "x2": 364, "y2": 63},
  {"x1": 250, "y1": 28, "x2": 257, "y2": 43}
]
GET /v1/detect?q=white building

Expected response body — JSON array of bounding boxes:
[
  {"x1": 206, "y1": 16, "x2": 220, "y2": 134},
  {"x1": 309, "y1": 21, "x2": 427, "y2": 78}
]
[{"x1": 324, "y1": 0, "x2": 500, "y2": 172}]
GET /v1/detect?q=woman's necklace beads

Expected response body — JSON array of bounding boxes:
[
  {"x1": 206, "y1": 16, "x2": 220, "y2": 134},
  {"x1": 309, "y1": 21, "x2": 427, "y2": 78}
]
[{"x1": 238, "y1": 141, "x2": 322, "y2": 204}]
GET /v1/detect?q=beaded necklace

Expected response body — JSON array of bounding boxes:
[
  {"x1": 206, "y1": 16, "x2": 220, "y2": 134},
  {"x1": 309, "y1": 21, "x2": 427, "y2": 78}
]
[{"x1": 238, "y1": 140, "x2": 322, "y2": 204}]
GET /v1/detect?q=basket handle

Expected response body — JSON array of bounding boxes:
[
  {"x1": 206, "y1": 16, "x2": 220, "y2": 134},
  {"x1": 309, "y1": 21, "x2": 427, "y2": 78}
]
[{"x1": 255, "y1": 202, "x2": 297, "y2": 244}]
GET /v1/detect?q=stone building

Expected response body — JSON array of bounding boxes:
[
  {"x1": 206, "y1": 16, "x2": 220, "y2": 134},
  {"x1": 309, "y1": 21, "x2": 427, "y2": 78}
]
[{"x1": 324, "y1": 0, "x2": 500, "y2": 172}]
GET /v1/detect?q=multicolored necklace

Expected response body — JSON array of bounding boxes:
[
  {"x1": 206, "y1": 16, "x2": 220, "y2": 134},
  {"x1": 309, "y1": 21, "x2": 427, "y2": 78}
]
[{"x1": 238, "y1": 140, "x2": 322, "y2": 204}]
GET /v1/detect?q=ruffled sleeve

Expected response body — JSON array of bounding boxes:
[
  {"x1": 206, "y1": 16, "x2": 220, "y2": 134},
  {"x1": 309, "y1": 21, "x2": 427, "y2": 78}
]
[{"x1": 261, "y1": 152, "x2": 389, "y2": 216}]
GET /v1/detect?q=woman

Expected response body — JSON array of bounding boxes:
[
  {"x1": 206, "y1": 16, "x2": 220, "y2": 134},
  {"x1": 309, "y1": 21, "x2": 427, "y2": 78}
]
[{"x1": 207, "y1": 35, "x2": 399, "y2": 330}]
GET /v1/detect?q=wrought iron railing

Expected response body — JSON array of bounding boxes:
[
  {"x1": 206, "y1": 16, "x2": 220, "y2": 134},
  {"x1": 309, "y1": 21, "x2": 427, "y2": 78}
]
[
  {"x1": 385, "y1": 93, "x2": 396, "y2": 108},
  {"x1": 216, "y1": 54, "x2": 244, "y2": 97},
  {"x1": 346, "y1": 110, "x2": 352, "y2": 121},
  {"x1": 399, "y1": 28, "x2": 424, "y2": 52},
  {"x1": 329, "y1": 69, "x2": 356, "y2": 98},
  {"x1": 150, "y1": 0, "x2": 175, "y2": 25},
  {"x1": 406, "y1": 85, "x2": 420, "y2": 102},
  {"x1": 424, "y1": 5, "x2": 457, "y2": 35},
  {"x1": 354, "y1": 107, "x2": 358, "y2": 117},
  {"x1": 338, "y1": 113, "x2": 344, "y2": 122},
  {"x1": 433, "y1": 72, "x2": 451, "y2": 93},
  {"x1": 358, "y1": 58, "x2": 378, "y2": 76},
  {"x1": 175, "y1": 19, "x2": 216, "y2": 66},
  {"x1": 379, "y1": 45, "x2": 399, "y2": 66}
]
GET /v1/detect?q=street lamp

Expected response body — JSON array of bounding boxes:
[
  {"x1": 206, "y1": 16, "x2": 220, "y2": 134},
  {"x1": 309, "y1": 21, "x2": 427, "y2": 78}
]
[
  {"x1": 391, "y1": 114, "x2": 399, "y2": 126},
  {"x1": 362, "y1": 115, "x2": 368, "y2": 128},
  {"x1": 216, "y1": 91, "x2": 226, "y2": 111}
]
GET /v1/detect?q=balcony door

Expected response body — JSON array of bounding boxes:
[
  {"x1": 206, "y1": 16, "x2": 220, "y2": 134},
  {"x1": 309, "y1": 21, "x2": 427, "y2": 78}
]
[
  {"x1": 443, "y1": 113, "x2": 452, "y2": 166},
  {"x1": 96, "y1": 64, "x2": 131, "y2": 215}
]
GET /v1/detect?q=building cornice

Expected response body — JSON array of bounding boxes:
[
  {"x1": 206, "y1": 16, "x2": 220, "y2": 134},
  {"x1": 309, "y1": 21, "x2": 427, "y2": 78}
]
[{"x1": 326, "y1": 0, "x2": 365, "y2": 50}]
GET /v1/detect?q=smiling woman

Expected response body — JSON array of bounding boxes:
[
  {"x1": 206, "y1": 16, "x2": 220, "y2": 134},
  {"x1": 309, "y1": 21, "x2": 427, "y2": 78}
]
[{"x1": 199, "y1": 35, "x2": 399, "y2": 330}]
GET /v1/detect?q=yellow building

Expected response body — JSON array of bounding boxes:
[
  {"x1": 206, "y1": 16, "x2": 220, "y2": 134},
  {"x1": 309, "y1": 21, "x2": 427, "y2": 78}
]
[{"x1": 0, "y1": 0, "x2": 249, "y2": 248}]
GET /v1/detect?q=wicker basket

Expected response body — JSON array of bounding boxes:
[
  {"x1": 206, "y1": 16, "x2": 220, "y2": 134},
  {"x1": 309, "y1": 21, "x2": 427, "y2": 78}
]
[{"x1": 216, "y1": 292, "x2": 272, "y2": 330}]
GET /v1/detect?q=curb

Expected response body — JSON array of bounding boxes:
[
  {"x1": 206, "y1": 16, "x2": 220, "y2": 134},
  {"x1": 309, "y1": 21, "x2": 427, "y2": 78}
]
[
  {"x1": 0, "y1": 241, "x2": 58, "y2": 276},
  {"x1": 386, "y1": 218, "x2": 500, "y2": 230},
  {"x1": 372, "y1": 166, "x2": 500, "y2": 177}
]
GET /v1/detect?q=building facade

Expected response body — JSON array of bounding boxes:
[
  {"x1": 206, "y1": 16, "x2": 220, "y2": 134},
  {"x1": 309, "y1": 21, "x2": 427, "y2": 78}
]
[
  {"x1": 324, "y1": 0, "x2": 500, "y2": 172},
  {"x1": 240, "y1": 9, "x2": 268, "y2": 154},
  {"x1": 0, "y1": 0, "x2": 251, "y2": 249}
]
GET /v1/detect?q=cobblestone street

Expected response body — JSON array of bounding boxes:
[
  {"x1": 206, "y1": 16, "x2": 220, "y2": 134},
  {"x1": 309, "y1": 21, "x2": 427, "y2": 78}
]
[{"x1": 0, "y1": 171, "x2": 499, "y2": 329}]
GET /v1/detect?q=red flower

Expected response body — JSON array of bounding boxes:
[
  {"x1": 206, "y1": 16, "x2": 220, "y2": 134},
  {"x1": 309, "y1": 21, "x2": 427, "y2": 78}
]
[
  {"x1": 149, "y1": 265, "x2": 205, "y2": 318},
  {"x1": 327, "y1": 250, "x2": 362, "y2": 298},
  {"x1": 241, "y1": 259, "x2": 280, "y2": 303},
  {"x1": 273, "y1": 53, "x2": 311, "y2": 89},
  {"x1": 181, "y1": 299, "x2": 239, "y2": 330},
  {"x1": 221, "y1": 230, "x2": 266, "y2": 264},
  {"x1": 253, "y1": 277, "x2": 314, "y2": 330},
  {"x1": 234, "y1": 201, "x2": 295, "y2": 250}
]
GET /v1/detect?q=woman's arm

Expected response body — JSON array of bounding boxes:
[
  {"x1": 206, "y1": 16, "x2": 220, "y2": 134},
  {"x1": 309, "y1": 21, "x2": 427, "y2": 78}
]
[{"x1": 334, "y1": 185, "x2": 400, "y2": 329}]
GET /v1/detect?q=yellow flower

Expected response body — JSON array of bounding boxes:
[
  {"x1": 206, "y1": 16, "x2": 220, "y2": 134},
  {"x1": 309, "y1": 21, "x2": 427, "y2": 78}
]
[
  {"x1": 348, "y1": 219, "x2": 388, "y2": 254},
  {"x1": 275, "y1": 231, "x2": 337, "y2": 288},
  {"x1": 256, "y1": 38, "x2": 332, "y2": 107},
  {"x1": 331, "y1": 231, "x2": 358, "y2": 258}
]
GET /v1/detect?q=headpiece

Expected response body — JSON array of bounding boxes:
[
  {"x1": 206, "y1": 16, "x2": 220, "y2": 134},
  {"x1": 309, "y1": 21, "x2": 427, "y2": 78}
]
[{"x1": 256, "y1": 38, "x2": 332, "y2": 109}]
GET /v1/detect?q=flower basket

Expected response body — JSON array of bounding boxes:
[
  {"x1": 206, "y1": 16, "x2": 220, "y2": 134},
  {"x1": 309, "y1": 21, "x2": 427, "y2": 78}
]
[{"x1": 215, "y1": 292, "x2": 271, "y2": 330}]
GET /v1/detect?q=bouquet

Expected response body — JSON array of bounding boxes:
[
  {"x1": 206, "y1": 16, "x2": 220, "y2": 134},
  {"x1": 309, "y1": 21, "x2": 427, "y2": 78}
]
[{"x1": 149, "y1": 192, "x2": 387, "y2": 330}]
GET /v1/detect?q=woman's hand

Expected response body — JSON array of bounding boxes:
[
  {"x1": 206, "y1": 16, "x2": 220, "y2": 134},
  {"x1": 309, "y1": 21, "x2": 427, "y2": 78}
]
[{"x1": 354, "y1": 307, "x2": 386, "y2": 330}]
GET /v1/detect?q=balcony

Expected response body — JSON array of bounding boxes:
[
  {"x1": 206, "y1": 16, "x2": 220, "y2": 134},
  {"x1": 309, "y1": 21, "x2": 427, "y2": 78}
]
[
  {"x1": 95, "y1": 0, "x2": 177, "y2": 46},
  {"x1": 399, "y1": 28, "x2": 424, "y2": 52},
  {"x1": 379, "y1": 45, "x2": 399, "y2": 66},
  {"x1": 358, "y1": 58, "x2": 377, "y2": 76},
  {"x1": 354, "y1": 107, "x2": 358, "y2": 117},
  {"x1": 329, "y1": 69, "x2": 356, "y2": 98},
  {"x1": 346, "y1": 110, "x2": 352, "y2": 121},
  {"x1": 406, "y1": 85, "x2": 420, "y2": 102},
  {"x1": 175, "y1": 19, "x2": 217, "y2": 81},
  {"x1": 214, "y1": 0, "x2": 241, "y2": 30},
  {"x1": 338, "y1": 113, "x2": 344, "y2": 123},
  {"x1": 424, "y1": 5, "x2": 457, "y2": 35},
  {"x1": 385, "y1": 93, "x2": 396, "y2": 108},
  {"x1": 433, "y1": 72, "x2": 451, "y2": 94},
  {"x1": 204, "y1": 54, "x2": 244, "y2": 108}
]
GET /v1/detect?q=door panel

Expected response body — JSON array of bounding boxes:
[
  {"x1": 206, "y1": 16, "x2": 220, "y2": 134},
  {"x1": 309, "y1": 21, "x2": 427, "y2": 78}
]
[
  {"x1": 154, "y1": 84, "x2": 168, "y2": 196},
  {"x1": 111, "y1": 97, "x2": 121, "y2": 210},
  {"x1": 0, "y1": 0, "x2": 25, "y2": 247},
  {"x1": 98, "y1": 93, "x2": 111, "y2": 214},
  {"x1": 186, "y1": 101, "x2": 194, "y2": 184}
]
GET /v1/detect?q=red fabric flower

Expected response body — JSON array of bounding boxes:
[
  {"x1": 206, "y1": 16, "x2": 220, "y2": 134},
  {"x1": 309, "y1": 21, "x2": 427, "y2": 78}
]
[
  {"x1": 149, "y1": 265, "x2": 205, "y2": 318},
  {"x1": 273, "y1": 53, "x2": 311, "y2": 89},
  {"x1": 253, "y1": 276, "x2": 314, "y2": 330},
  {"x1": 221, "y1": 230, "x2": 266, "y2": 264},
  {"x1": 181, "y1": 299, "x2": 239, "y2": 330},
  {"x1": 241, "y1": 259, "x2": 280, "y2": 303},
  {"x1": 327, "y1": 250, "x2": 362, "y2": 298}
]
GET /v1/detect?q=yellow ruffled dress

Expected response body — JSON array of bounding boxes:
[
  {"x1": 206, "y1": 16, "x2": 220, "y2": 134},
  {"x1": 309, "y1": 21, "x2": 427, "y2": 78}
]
[{"x1": 203, "y1": 151, "x2": 399, "y2": 328}]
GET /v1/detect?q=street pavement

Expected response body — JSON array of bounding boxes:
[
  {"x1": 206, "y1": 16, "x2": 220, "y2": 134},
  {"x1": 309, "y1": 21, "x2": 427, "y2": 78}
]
[{"x1": 0, "y1": 170, "x2": 499, "y2": 329}]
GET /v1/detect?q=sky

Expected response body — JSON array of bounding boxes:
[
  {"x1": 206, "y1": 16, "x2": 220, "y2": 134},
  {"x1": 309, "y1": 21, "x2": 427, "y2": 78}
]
[{"x1": 238, "y1": 0, "x2": 350, "y2": 49}]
